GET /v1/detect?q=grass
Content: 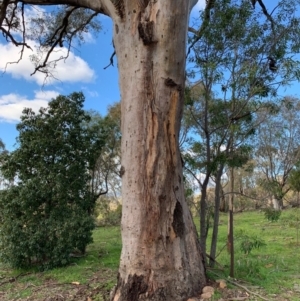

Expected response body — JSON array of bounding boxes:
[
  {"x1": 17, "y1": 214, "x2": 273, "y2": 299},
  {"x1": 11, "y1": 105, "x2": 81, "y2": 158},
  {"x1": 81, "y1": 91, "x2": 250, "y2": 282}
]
[
  {"x1": 1, "y1": 209, "x2": 300, "y2": 300},
  {"x1": 0, "y1": 226, "x2": 121, "y2": 300},
  {"x1": 202, "y1": 209, "x2": 300, "y2": 300}
]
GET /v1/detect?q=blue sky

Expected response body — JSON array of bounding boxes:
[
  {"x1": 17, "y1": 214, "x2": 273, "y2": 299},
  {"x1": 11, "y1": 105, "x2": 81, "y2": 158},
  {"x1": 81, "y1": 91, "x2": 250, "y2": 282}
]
[
  {"x1": 0, "y1": 1, "x2": 206, "y2": 150},
  {"x1": 0, "y1": 12, "x2": 119, "y2": 150},
  {"x1": 0, "y1": 0, "x2": 296, "y2": 151}
]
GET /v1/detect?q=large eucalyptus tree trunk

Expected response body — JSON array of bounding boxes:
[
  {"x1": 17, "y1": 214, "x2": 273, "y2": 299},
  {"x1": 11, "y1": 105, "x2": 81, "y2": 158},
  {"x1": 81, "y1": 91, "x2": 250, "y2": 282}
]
[
  {"x1": 3, "y1": 0, "x2": 206, "y2": 300},
  {"x1": 111, "y1": 1, "x2": 206, "y2": 300}
]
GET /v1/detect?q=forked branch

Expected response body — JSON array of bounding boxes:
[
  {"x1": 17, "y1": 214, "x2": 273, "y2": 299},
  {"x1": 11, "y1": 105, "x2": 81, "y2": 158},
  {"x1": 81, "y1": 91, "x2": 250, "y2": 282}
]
[
  {"x1": 30, "y1": 6, "x2": 78, "y2": 75},
  {"x1": 257, "y1": 0, "x2": 276, "y2": 33},
  {"x1": 1, "y1": 2, "x2": 32, "y2": 73}
]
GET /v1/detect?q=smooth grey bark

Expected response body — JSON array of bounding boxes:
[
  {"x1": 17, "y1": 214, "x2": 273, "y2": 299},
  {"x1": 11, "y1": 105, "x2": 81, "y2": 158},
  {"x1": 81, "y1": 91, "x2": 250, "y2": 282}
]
[{"x1": 1, "y1": 0, "x2": 206, "y2": 300}]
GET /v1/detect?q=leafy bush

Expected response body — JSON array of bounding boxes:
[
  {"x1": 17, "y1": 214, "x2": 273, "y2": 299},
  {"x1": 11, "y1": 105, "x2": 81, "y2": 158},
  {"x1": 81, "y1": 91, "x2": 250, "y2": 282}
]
[
  {"x1": 264, "y1": 208, "x2": 281, "y2": 222},
  {"x1": 0, "y1": 187, "x2": 94, "y2": 268},
  {"x1": 94, "y1": 197, "x2": 122, "y2": 226},
  {"x1": 0, "y1": 93, "x2": 103, "y2": 269},
  {"x1": 99, "y1": 204, "x2": 122, "y2": 226},
  {"x1": 236, "y1": 230, "x2": 266, "y2": 254}
]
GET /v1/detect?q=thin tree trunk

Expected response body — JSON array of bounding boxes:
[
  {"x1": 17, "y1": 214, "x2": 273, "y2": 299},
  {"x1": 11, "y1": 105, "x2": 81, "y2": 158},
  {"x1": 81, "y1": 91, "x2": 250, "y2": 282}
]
[
  {"x1": 219, "y1": 185, "x2": 227, "y2": 212},
  {"x1": 228, "y1": 167, "x2": 234, "y2": 278},
  {"x1": 199, "y1": 179, "x2": 209, "y2": 264},
  {"x1": 111, "y1": 1, "x2": 206, "y2": 300},
  {"x1": 209, "y1": 164, "x2": 224, "y2": 267}
]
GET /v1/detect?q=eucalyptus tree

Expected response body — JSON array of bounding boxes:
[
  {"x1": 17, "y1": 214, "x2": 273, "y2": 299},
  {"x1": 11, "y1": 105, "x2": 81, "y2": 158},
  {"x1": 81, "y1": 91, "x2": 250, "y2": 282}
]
[
  {"x1": 86, "y1": 103, "x2": 121, "y2": 201},
  {"x1": 0, "y1": 0, "x2": 206, "y2": 299},
  {"x1": 185, "y1": 0, "x2": 300, "y2": 269},
  {"x1": 2, "y1": 0, "x2": 300, "y2": 298},
  {"x1": 183, "y1": 86, "x2": 253, "y2": 265},
  {"x1": 255, "y1": 97, "x2": 300, "y2": 209}
]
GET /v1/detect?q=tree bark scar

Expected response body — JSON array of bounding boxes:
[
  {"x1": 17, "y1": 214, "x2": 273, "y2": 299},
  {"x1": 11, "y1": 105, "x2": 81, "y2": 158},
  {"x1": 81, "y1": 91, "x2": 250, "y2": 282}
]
[
  {"x1": 166, "y1": 91, "x2": 179, "y2": 170},
  {"x1": 172, "y1": 201, "x2": 185, "y2": 238},
  {"x1": 119, "y1": 165, "x2": 125, "y2": 177},
  {"x1": 158, "y1": 194, "x2": 166, "y2": 202},
  {"x1": 138, "y1": 0, "x2": 150, "y2": 10},
  {"x1": 117, "y1": 273, "x2": 148, "y2": 301},
  {"x1": 138, "y1": 20, "x2": 156, "y2": 45},
  {"x1": 110, "y1": 0, "x2": 125, "y2": 18},
  {"x1": 164, "y1": 78, "x2": 182, "y2": 91}
]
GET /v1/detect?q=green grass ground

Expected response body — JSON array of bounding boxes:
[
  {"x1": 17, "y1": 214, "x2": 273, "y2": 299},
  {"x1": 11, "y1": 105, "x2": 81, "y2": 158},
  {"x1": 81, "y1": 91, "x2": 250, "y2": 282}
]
[
  {"x1": 202, "y1": 209, "x2": 300, "y2": 300},
  {"x1": 1, "y1": 209, "x2": 300, "y2": 300},
  {"x1": 0, "y1": 227, "x2": 121, "y2": 300}
]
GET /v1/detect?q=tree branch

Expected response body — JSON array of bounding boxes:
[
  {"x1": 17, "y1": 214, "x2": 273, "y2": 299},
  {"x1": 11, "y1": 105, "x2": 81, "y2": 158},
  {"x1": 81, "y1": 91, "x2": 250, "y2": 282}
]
[
  {"x1": 1, "y1": 2, "x2": 33, "y2": 74},
  {"x1": 257, "y1": 0, "x2": 276, "y2": 34},
  {"x1": 0, "y1": 0, "x2": 10, "y2": 28},
  {"x1": 104, "y1": 50, "x2": 116, "y2": 69},
  {"x1": 188, "y1": 26, "x2": 198, "y2": 35},
  {"x1": 30, "y1": 6, "x2": 78, "y2": 75},
  {"x1": 20, "y1": 0, "x2": 113, "y2": 16},
  {"x1": 186, "y1": 0, "x2": 215, "y2": 58}
]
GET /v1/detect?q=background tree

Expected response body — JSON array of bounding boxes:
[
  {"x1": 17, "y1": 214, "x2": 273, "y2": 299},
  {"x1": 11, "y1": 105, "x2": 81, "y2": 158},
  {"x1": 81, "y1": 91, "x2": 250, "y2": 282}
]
[
  {"x1": 288, "y1": 162, "x2": 300, "y2": 244},
  {"x1": 183, "y1": 86, "x2": 254, "y2": 266},
  {"x1": 184, "y1": 0, "x2": 300, "y2": 270},
  {"x1": 87, "y1": 103, "x2": 121, "y2": 200},
  {"x1": 288, "y1": 162, "x2": 300, "y2": 202},
  {"x1": 255, "y1": 97, "x2": 300, "y2": 209},
  {"x1": 0, "y1": 138, "x2": 8, "y2": 189},
  {"x1": 0, "y1": 138, "x2": 6, "y2": 187},
  {"x1": 0, "y1": 138, "x2": 4, "y2": 151},
  {"x1": 0, "y1": 92, "x2": 105, "y2": 269},
  {"x1": 87, "y1": 104, "x2": 122, "y2": 226}
]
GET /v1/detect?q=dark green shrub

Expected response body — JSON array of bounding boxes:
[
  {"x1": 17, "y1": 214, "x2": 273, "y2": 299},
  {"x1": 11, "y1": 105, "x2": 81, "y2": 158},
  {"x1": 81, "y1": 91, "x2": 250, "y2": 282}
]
[
  {"x1": 0, "y1": 93, "x2": 103, "y2": 269},
  {"x1": 0, "y1": 187, "x2": 94, "y2": 268}
]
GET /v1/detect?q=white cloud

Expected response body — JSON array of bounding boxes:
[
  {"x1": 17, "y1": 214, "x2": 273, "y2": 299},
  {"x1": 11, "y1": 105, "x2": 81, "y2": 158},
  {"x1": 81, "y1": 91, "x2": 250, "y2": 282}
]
[
  {"x1": 0, "y1": 90, "x2": 59, "y2": 123},
  {"x1": 34, "y1": 90, "x2": 59, "y2": 100},
  {"x1": 0, "y1": 40, "x2": 95, "y2": 86},
  {"x1": 0, "y1": 6, "x2": 96, "y2": 86},
  {"x1": 81, "y1": 87, "x2": 99, "y2": 98}
]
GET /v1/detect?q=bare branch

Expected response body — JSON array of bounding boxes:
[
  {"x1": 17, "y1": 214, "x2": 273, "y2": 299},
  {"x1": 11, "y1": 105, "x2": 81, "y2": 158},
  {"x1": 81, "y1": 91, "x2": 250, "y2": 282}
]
[
  {"x1": 0, "y1": 0, "x2": 10, "y2": 28},
  {"x1": 1, "y1": 2, "x2": 33, "y2": 74},
  {"x1": 186, "y1": 0, "x2": 215, "y2": 58},
  {"x1": 0, "y1": 26, "x2": 30, "y2": 48},
  {"x1": 104, "y1": 50, "x2": 116, "y2": 69},
  {"x1": 20, "y1": 0, "x2": 111, "y2": 15},
  {"x1": 188, "y1": 26, "x2": 198, "y2": 35},
  {"x1": 257, "y1": 0, "x2": 276, "y2": 33},
  {"x1": 30, "y1": 6, "x2": 78, "y2": 75}
]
